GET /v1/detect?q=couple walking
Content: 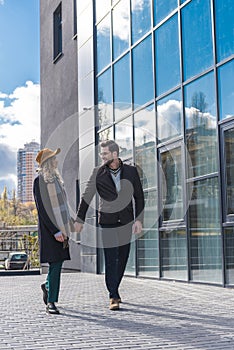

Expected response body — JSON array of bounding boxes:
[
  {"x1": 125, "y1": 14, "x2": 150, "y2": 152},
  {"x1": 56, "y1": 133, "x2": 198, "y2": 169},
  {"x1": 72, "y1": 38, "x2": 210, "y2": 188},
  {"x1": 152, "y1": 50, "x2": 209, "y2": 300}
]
[{"x1": 33, "y1": 140, "x2": 144, "y2": 314}]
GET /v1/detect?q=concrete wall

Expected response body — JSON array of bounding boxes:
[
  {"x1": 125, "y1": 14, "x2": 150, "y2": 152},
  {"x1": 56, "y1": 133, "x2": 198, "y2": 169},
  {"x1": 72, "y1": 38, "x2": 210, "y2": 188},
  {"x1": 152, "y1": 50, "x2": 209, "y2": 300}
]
[
  {"x1": 40, "y1": 0, "x2": 80, "y2": 270},
  {"x1": 77, "y1": 1, "x2": 97, "y2": 273}
]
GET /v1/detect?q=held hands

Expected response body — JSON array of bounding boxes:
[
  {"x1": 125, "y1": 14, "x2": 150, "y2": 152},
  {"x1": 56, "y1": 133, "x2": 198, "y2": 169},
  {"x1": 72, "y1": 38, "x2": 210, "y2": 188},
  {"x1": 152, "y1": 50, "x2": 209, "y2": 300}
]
[
  {"x1": 74, "y1": 221, "x2": 84, "y2": 233},
  {"x1": 132, "y1": 220, "x2": 142, "y2": 235}
]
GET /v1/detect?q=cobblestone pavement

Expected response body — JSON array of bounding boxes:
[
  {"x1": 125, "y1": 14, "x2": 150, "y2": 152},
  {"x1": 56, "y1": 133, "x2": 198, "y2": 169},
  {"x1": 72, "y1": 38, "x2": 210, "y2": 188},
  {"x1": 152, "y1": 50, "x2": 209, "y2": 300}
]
[{"x1": 0, "y1": 272, "x2": 234, "y2": 350}]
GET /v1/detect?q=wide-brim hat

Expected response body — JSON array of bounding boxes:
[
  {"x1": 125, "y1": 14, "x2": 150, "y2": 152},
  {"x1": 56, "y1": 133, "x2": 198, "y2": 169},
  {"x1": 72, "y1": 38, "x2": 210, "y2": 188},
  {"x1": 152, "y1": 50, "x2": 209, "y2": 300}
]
[{"x1": 36, "y1": 147, "x2": 61, "y2": 166}]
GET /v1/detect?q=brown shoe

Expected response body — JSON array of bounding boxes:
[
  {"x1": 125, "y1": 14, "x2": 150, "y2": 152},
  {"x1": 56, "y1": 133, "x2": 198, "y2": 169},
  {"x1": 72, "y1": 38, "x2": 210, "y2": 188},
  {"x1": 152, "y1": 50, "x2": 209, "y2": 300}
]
[{"x1": 109, "y1": 298, "x2": 120, "y2": 310}]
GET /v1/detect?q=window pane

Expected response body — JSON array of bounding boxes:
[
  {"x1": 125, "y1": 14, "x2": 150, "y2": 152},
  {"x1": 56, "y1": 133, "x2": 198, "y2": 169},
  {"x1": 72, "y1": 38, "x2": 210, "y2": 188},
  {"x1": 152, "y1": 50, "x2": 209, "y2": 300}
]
[
  {"x1": 224, "y1": 128, "x2": 234, "y2": 215},
  {"x1": 137, "y1": 191, "x2": 159, "y2": 277},
  {"x1": 97, "y1": 69, "x2": 112, "y2": 129},
  {"x1": 161, "y1": 146, "x2": 183, "y2": 221},
  {"x1": 157, "y1": 90, "x2": 182, "y2": 143},
  {"x1": 134, "y1": 105, "x2": 156, "y2": 189},
  {"x1": 97, "y1": 15, "x2": 111, "y2": 73},
  {"x1": 161, "y1": 229, "x2": 187, "y2": 280},
  {"x1": 218, "y1": 59, "x2": 234, "y2": 120},
  {"x1": 214, "y1": 0, "x2": 234, "y2": 62},
  {"x1": 95, "y1": 0, "x2": 110, "y2": 22},
  {"x1": 53, "y1": 3, "x2": 62, "y2": 60},
  {"x1": 112, "y1": 0, "x2": 130, "y2": 60},
  {"x1": 131, "y1": 0, "x2": 151, "y2": 44},
  {"x1": 133, "y1": 35, "x2": 154, "y2": 108},
  {"x1": 115, "y1": 116, "x2": 133, "y2": 162},
  {"x1": 113, "y1": 54, "x2": 131, "y2": 121},
  {"x1": 155, "y1": 15, "x2": 180, "y2": 96},
  {"x1": 182, "y1": 0, "x2": 213, "y2": 80},
  {"x1": 154, "y1": 0, "x2": 177, "y2": 26},
  {"x1": 185, "y1": 72, "x2": 217, "y2": 178},
  {"x1": 224, "y1": 228, "x2": 234, "y2": 285},
  {"x1": 189, "y1": 177, "x2": 222, "y2": 283}
]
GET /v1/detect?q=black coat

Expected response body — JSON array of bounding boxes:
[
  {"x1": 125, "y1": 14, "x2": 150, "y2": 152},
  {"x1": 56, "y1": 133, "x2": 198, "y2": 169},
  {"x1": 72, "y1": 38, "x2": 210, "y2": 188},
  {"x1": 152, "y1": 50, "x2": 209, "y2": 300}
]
[
  {"x1": 77, "y1": 162, "x2": 144, "y2": 225},
  {"x1": 33, "y1": 175, "x2": 70, "y2": 263}
]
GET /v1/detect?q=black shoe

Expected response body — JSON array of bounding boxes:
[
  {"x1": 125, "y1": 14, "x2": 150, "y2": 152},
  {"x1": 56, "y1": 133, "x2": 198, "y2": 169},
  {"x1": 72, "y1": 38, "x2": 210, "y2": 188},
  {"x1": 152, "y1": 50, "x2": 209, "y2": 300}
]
[
  {"x1": 41, "y1": 283, "x2": 48, "y2": 305},
  {"x1": 46, "y1": 302, "x2": 60, "y2": 315}
]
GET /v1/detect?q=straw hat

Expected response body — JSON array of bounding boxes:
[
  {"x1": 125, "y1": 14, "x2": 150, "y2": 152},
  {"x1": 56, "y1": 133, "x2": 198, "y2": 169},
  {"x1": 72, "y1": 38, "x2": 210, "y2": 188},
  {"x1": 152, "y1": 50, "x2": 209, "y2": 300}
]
[{"x1": 36, "y1": 148, "x2": 60, "y2": 166}]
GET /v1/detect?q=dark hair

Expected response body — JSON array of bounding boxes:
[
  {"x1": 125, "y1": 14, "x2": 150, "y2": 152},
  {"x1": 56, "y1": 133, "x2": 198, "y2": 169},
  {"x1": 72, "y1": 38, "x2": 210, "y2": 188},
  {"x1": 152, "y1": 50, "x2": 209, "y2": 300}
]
[{"x1": 100, "y1": 140, "x2": 119, "y2": 156}]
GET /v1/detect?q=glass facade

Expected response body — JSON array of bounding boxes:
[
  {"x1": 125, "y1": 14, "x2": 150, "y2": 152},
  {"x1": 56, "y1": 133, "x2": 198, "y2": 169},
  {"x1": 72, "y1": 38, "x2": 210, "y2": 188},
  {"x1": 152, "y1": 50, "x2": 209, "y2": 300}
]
[{"x1": 91, "y1": 0, "x2": 234, "y2": 286}]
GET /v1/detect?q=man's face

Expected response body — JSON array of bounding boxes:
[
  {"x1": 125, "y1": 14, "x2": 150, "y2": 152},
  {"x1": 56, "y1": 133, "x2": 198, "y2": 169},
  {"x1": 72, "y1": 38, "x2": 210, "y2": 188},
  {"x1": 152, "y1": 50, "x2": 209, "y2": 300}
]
[{"x1": 100, "y1": 146, "x2": 117, "y2": 164}]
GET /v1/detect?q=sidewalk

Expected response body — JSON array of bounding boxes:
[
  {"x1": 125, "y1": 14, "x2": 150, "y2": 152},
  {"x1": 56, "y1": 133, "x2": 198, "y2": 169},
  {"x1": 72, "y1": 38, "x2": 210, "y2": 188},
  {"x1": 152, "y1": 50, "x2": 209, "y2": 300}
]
[{"x1": 0, "y1": 272, "x2": 234, "y2": 350}]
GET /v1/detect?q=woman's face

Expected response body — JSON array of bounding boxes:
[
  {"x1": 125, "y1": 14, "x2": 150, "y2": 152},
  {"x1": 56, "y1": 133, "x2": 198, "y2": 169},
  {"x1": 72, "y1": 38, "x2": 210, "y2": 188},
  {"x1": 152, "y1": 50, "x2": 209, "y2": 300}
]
[{"x1": 51, "y1": 156, "x2": 58, "y2": 168}]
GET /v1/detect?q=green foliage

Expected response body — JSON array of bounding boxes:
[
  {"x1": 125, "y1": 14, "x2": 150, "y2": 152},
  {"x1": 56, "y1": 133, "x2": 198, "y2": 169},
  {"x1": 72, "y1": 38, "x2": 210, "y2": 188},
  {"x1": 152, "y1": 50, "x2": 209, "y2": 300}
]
[{"x1": 0, "y1": 189, "x2": 38, "y2": 227}]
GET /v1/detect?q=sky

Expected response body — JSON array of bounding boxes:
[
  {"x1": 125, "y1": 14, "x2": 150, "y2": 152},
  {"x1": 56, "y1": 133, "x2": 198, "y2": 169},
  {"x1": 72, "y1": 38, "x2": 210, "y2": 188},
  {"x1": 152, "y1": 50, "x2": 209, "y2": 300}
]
[{"x1": 0, "y1": 0, "x2": 40, "y2": 195}]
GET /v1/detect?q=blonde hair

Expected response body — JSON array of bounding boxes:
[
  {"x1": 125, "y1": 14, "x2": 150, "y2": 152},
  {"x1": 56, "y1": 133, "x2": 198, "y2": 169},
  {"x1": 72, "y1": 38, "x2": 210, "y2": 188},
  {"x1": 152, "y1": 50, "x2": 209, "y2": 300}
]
[{"x1": 37, "y1": 157, "x2": 64, "y2": 185}]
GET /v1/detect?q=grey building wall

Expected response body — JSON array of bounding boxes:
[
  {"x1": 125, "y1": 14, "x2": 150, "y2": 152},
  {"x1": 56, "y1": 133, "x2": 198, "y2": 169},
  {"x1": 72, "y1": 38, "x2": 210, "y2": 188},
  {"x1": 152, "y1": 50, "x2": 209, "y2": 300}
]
[{"x1": 40, "y1": 0, "x2": 80, "y2": 270}]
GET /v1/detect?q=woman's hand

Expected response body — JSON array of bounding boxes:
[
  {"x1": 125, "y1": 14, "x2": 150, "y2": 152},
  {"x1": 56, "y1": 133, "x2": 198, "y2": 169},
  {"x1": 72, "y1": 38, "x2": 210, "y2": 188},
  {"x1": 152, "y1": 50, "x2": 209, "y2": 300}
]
[{"x1": 54, "y1": 231, "x2": 65, "y2": 242}]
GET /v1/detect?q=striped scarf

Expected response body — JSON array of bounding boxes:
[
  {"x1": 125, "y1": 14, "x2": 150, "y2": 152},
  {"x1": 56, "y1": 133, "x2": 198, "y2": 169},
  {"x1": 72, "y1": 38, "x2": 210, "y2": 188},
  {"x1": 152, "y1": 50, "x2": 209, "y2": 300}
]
[{"x1": 47, "y1": 178, "x2": 74, "y2": 238}]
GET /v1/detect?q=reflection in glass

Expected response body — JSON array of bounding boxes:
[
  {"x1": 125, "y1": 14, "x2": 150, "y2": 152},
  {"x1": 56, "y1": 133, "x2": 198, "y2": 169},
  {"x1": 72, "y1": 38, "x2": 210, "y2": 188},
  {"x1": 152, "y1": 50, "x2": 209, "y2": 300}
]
[
  {"x1": 112, "y1": 0, "x2": 130, "y2": 60},
  {"x1": 218, "y1": 60, "x2": 234, "y2": 120},
  {"x1": 214, "y1": 0, "x2": 234, "y2": 62},
  {"x1": 161, "y1": 146, "x2": 183, "y2": 221},
  {"x1": 182, "y1": 0, "x2": 213, "y2": 80},
  {"x1": 113, "y1": 54, "x2": 131, "y2": 121},
  {"x1": 224, "y1": 128, "x2": 234, "y2": 215},
  {"x1": 157, "y1": 90, "x2": 182, "y2": 143},
  {"x1": 97, "y1": 69, "x2": 112, "y2": 130},
  {"x1": 189, "y1": 177, "x2": 222, "y2": 283},
  {"x1": 132, "y1": 35, "x2": 154, "y2": 108},
  {"x1": 134, "y1": 105, "x2": 156, "y2": 189},
  {"x1": 131, "y1": 0, "x2": 151, "y2": 44},
  {"x1": 115, "y1": 116, "x2": 133, "y2": 162},
  {"x1": 126, "y1": 240, "x2": 135, "y2": 275},
  {"x1": 97, "y1": 15, "x2": 111, "y2": 73},
  {"x1": 224, "y1": 228, "x2": 234, "y2": 285},
  {"x1": 95, "y1": 0, "x2": 110, "y2": 22},
  {"x1": 185, "y1": 72, "x2": 217, "y2": 178},
  {"x1": 154, "y1": 0, "x2": 177, "y2": 26},
  {"x1": 155, "y1": 14, "x2": 180, "y2": 96},
  {"x1": 161, "y1": 229, "x2": 187, "y2": 280},
  {"x1": 137, "y1": 191, "x2": 159, "y2": 277}
]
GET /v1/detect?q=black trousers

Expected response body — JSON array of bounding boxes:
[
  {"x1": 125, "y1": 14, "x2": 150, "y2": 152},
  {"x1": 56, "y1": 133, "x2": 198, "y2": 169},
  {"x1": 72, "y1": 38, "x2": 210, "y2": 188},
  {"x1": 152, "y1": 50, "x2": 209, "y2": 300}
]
[{"x1": 100, "y1": 223, "x2": 132, "y2": 299}]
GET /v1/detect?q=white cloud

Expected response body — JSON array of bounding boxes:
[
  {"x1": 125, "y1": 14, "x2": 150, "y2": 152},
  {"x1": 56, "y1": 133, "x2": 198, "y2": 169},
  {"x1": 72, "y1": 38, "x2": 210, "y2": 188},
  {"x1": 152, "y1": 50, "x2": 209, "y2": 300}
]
[
  {"x1": 0, "y1": 81, "x2": 40, "y2": 189},
  {"x1": 0, "y1": 81, "x2": 40, "y2": 151},
  {"x1": 0, "y1": 0, "x2": 4, "y2": 5}
]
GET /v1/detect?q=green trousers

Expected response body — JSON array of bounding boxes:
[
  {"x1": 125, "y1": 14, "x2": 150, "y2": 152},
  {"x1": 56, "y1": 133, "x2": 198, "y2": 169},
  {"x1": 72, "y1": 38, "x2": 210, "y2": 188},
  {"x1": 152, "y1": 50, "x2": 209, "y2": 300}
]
[{"x1": 45, "y1": 261, "x2": 63, "y2": 303}]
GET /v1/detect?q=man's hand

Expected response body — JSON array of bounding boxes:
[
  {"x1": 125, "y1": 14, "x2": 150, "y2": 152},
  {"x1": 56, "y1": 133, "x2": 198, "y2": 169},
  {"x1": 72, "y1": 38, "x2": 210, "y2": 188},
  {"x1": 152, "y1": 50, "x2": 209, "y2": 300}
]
[
  {"x1": 74, "y1": 221, "x2": 84, "y2": 233},
  {"x1": 132, "y1": 220, "x2": 142, "y2": 234}
]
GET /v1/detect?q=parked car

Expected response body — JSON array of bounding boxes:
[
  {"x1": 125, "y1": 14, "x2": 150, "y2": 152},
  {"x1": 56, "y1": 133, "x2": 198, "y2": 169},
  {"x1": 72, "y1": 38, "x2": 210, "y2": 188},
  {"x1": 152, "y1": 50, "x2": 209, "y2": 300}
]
[{"x1": 4, "y1": 252, "x2": 29, "y2": 270}]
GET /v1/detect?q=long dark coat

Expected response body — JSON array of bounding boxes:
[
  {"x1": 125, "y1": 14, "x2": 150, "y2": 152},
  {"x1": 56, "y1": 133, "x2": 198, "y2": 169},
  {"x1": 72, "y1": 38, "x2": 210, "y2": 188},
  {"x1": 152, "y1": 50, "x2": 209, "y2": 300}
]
[
  {"x1": 77, "y1": 161, "x2": 144, "y2": 225},
  {"x1": 33, "y1": 175, "x2": 70, "y2": 263}
]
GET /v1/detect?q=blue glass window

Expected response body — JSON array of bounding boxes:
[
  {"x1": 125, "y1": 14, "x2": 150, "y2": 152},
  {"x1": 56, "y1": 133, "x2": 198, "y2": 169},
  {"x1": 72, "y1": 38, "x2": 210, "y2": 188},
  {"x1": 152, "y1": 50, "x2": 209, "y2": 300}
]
[
  {"x1": 95, "y1": 0, "x2": 110, "y2": 22},
  {"x1": 218, "y1": 59, "x2": 234, "y2": 120},
  {"x1": 185, "y1": 72, "x2": 217, "y2": 178},
  {"x1": 97, "y1": 15, "x2": 111, "y2": 73},
  {"x1": 115, "y1": 116, "x2": 133, "y2": 161},
  {"x1": 155, "y1": 14, "x2": 180, "y2": 96},
  {"x1": 131, "y1": 0, "x2": 151, "y2": 44},
  {"x1": 112, "y1": 0, "x2": 130, "y2": 60},
  {"x1": 113, "y1": 54, "x2": 131, "y2": 121},
  {"x1": 182, "y1": 0, "x2": 213, "y2": 80},
  {"x1": 132, "y1": 35, "x2": 154, "y2": 108},
  {"x1": 157, "y1": 90, "x2": 182, "y2": 143},
  {"x1": 214, "y1": 0, "x2": 234, "y2": 62},
  {"x1": 154, "y1": 0, "x2": 177, "y2": 26},
  {"x1": 97, "y1": 69, "x2": 112, "y2": 129}
]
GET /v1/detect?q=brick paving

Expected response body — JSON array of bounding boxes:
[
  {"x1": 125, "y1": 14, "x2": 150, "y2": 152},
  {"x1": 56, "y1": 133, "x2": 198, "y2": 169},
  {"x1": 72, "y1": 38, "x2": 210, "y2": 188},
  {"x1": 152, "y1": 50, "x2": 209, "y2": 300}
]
[{"x1": 0, "y1": 272, "x2": 234, "y2": 349}]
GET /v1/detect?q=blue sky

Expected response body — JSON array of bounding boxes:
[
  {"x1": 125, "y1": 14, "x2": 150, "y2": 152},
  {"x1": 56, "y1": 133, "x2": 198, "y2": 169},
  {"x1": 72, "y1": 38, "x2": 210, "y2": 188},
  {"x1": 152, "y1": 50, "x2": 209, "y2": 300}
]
[{"x1": 0, "y1": 0, "x2": 40, "y2": 195}]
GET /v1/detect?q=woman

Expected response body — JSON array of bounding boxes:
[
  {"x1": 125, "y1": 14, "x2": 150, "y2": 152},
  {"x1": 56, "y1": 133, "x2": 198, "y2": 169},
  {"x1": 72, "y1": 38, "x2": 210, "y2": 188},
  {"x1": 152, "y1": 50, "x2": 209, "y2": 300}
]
[{"x1": 33, "y1": 147, "x2": 73, "y2": 315}]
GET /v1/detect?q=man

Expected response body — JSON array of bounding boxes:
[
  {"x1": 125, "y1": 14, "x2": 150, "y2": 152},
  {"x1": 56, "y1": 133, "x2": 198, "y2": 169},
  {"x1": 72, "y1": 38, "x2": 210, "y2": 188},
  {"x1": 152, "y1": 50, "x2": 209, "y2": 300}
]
[{"x1": 74, "y1": 140, "x2": 144, "y2": 310}]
